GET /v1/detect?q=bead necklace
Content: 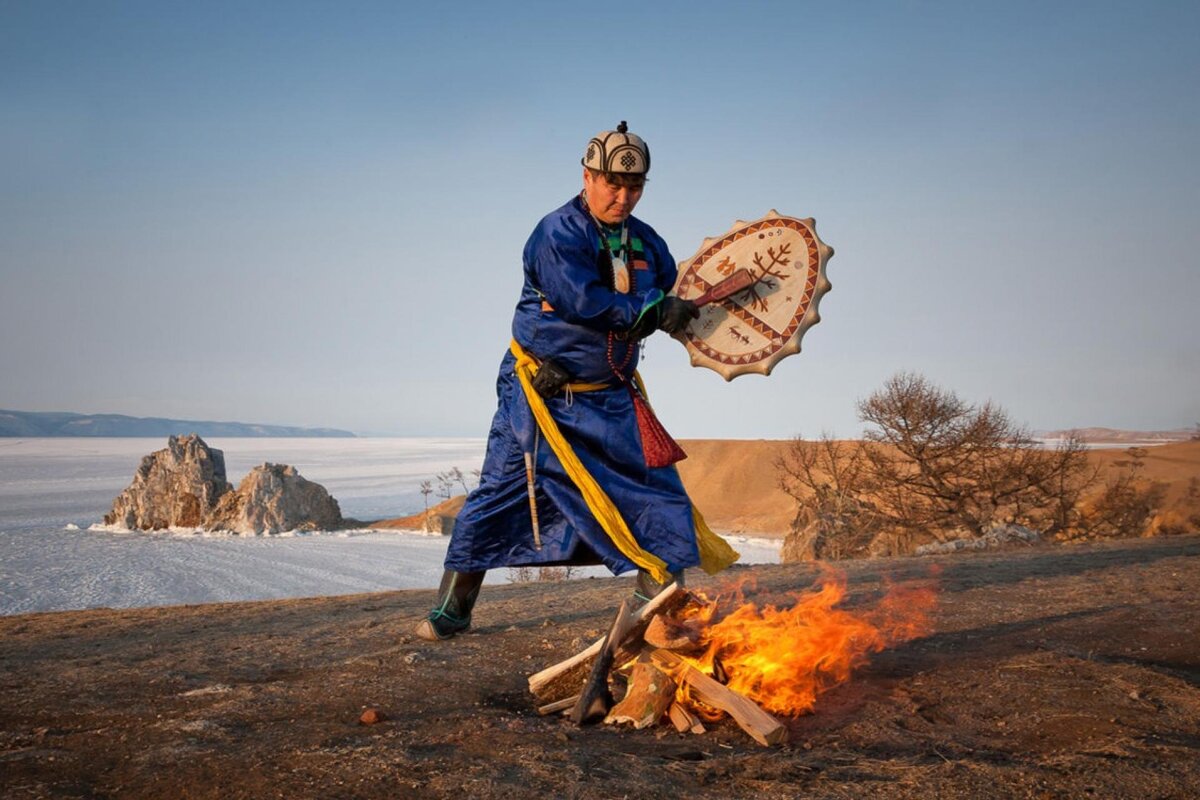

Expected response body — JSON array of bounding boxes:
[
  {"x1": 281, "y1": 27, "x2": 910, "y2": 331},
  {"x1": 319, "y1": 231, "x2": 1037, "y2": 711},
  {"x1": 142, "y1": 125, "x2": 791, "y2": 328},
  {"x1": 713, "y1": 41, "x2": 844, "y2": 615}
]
[{"x1": 583, "y1": 193, "x2": 637, "y2": 382}]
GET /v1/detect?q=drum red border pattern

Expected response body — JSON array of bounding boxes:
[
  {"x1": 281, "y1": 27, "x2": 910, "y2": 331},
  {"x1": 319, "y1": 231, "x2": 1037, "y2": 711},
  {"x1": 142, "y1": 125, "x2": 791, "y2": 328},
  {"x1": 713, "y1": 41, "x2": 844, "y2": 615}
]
[{"x1": 680, "y1": 218, "x2": 820, "y2": 366}]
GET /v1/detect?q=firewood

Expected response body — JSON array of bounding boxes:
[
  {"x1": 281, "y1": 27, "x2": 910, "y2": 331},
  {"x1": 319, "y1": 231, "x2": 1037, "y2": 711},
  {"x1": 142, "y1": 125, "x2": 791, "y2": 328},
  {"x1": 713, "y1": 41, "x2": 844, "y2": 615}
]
[
  {"x1": 712, "y1": 656, "x2": 729, "y2": 685},
  {"x1": 528, "y1": 655, "x2": 595, "y2": 706},
  {"x1": 605, "y1": 662, "x2": 676, "y2": 729},
  {"x1": 650, "y1": 650, "x2": 788, "y2": 747},
  {"x1": 668, "y1": 702, "x2": 706, "y2": 735},
  {"x1": 643, "y1": 614, "x2": 701, "y2": 651},
  {"x1": 537, "y1": 695, "x2": 579, "y2": 716},
  {"x1": 528, "y1": 583, "x2": 684, "y2": 702},
  {"x1": 569, "y1": 600, "x2": 633, "y2": 725}
]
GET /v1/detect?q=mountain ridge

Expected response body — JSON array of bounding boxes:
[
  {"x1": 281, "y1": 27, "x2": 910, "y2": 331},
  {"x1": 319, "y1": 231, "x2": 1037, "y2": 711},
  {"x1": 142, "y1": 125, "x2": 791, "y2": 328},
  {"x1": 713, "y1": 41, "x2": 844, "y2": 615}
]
[
  {"x1": 0, "y1": 409, "x2": 354, "y2": 438},
  {"x1": 1037, "y1": 426, "x2": 1195, "y2": 443}
]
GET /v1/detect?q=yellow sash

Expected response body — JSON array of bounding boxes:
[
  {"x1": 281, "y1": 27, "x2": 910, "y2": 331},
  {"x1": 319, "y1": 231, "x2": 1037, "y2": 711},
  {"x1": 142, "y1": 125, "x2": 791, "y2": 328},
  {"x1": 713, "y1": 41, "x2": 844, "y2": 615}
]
[{"x1": 509, "y1": 339, "x2": 738, "y2": 583}]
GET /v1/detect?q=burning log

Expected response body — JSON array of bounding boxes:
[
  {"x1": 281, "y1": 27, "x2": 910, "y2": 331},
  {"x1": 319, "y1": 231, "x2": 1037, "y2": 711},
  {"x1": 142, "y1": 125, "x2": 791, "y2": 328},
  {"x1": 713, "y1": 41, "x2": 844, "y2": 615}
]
[
  {"x1": 569, "y1": 600, "x2": 633, "y2": 724},
  {"x1": 650, "y1": 650, "x2": 788, "y2": 747},
  {"x1": 528, "y1": 583, "x2": 684, "y2": 703},
  {"x1": 643, "y1": 613, "x2": 702, "y2": 651},
  {"x1": 668, "y1": 702, "x2": 706, "y2": 735},
  {"x1": 605, "y1": 661, "x2": 677, "y2": 729},
  {"x1": 529, "y1": 568, "x2": 935, "y2": 747}
]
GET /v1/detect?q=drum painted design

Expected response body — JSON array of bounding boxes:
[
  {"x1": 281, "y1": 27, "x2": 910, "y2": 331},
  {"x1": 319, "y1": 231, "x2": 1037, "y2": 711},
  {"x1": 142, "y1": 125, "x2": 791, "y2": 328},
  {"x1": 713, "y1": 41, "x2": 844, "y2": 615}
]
[{"x1": 673, "y1": 211, "x2": 833, "y2": 380}]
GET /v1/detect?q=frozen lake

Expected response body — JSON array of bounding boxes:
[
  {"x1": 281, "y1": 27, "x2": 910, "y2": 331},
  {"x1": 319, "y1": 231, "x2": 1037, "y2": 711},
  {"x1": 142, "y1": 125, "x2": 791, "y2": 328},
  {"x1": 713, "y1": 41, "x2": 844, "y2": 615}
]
[{"x1": 0, "y1": 438, "x2": 781, "y2": 615}]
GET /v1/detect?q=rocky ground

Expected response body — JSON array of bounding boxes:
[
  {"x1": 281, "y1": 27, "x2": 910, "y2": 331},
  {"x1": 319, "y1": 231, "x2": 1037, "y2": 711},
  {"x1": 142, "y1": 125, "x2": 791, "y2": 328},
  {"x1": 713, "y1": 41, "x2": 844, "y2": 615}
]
[{"x1": 2, "y1": 535, "x2": 1199, "y2": 799}]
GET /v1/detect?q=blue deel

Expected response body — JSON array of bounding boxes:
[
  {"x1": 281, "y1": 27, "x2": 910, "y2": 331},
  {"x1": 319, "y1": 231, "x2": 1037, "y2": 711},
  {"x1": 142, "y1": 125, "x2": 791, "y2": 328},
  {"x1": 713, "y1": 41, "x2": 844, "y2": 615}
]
[{"x1": 443, "y1": 195, "x2": 701, "y2": 576}]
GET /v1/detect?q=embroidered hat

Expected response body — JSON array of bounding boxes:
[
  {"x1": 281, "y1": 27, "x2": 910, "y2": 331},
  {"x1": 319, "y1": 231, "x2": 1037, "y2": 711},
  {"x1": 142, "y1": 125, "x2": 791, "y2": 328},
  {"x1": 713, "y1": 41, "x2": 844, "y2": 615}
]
[{"x1": 582, "y1": 121, "x2": 650, "y2": 175}]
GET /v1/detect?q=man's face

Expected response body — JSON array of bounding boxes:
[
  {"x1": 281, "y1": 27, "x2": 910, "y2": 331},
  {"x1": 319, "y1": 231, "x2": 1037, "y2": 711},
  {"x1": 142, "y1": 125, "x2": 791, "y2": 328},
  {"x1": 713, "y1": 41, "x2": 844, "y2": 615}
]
[{"x1": 583, "y1": 169, "x2": 645, "y2": 225}]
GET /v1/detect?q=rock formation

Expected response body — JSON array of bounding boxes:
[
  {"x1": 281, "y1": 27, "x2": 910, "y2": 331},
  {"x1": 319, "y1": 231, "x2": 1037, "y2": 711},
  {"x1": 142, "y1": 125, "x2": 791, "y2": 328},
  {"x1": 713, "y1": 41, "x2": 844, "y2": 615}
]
[
  {"x1": 372, "y1": 494, "x2": 465, "y2": 535},
  {"x1": 779, "y1": 521, "x2": 817, "y2": 563},
  {"x1": 915, "y1": 524, "x2": 1040, "y2": 555},
  {"x1": 104, "y1": 436, "x2": 345, "y2": 534},
  {"x1": 104, "y1": 434, "x2": 233, "y2": 529},
  {"x1": 204, "y1": 463, "x2": 344, "y2": 534}
]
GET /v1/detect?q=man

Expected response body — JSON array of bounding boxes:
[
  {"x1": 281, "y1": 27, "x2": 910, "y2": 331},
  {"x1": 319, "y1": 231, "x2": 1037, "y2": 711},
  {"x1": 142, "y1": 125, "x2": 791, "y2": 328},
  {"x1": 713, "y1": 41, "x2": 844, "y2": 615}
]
[{"x1": 416, "y1": 122, "x2": 736, "y2": 641}]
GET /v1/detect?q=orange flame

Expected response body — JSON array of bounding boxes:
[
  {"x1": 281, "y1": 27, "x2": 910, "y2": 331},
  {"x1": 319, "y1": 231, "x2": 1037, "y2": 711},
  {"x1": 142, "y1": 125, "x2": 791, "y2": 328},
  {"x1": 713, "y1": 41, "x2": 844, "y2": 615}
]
[{"x1": 671, "y1": 569, "x2": 936, "y2": 716}]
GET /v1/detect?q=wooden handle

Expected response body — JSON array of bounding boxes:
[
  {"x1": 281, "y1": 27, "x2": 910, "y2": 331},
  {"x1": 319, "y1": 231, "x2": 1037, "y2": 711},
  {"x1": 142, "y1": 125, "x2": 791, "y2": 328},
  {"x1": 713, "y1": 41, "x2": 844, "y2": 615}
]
[
  {"x1": 691, "y1": 268, "x2": 755, "y2": 307},
  {"x1": 523, "y1": 452, "x2": 541, "y2": 550}
]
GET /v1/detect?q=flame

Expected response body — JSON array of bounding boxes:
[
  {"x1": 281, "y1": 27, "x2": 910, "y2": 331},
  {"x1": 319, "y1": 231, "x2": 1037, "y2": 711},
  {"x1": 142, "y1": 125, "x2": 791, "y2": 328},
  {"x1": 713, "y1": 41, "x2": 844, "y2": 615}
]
[{"x1": 669, "y1": 569, "x2": 936, "y2": 716}]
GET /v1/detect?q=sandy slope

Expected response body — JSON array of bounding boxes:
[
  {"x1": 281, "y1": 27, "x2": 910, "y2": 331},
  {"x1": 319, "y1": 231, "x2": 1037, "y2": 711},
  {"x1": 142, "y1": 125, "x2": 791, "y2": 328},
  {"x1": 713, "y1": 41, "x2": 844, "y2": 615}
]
[
  {"x1": 1088, "y1": 439, "x2": 1200, "y2": 505},
  {"x1": 375, "y1": 440, "x2": 1200, "y2": 539},
  {"x1": 2, "y1": 535, "x2": 1198, "y2": 799},
  {"x1": 675, "y1": 439, "x2": 795, "y2": 535}
]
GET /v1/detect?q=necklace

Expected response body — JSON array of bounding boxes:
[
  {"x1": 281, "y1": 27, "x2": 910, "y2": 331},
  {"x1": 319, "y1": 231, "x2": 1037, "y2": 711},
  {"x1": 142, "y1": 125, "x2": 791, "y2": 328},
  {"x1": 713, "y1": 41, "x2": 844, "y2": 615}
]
[{"x1": 582, "y1": 193, "x2": 637, "y2": 381}]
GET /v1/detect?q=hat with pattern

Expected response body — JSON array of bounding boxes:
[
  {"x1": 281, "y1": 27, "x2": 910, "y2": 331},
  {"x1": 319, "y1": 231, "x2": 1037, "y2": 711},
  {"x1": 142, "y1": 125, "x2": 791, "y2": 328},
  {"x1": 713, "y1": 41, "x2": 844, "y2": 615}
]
[{"x1": 582, "y1": 121, "x2": 650, "y2": 175}]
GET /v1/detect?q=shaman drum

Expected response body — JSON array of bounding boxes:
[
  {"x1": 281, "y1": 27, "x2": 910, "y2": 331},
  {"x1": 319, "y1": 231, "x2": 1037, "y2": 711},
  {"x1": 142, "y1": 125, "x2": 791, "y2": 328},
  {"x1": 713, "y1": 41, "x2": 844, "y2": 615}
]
[{"x1": 672, "y1": 211, "x2": 833, "y2": 381}]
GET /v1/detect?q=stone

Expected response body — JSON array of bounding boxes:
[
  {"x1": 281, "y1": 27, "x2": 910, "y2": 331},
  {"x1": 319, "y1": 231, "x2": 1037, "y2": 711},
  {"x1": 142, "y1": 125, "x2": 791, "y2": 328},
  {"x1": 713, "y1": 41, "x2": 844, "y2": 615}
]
[
  {"x1": 779, "y1": 505, "x2": 817, "y2": 563},
  {"x1": 204, "y1": 463, "x2": 344, "y2": 535},
  {"x1": 358, "y1": 707, "x2": 386, "y2": 725},
  {"x1": 104, "y1": 434, "x2": 232, "y2": 530},
  {"x1": 915, "y1": 523, "x2": 1041, "y2": 556},
  {"x1": 420, "y1": 511, "x2": 457, "y2": 535}
]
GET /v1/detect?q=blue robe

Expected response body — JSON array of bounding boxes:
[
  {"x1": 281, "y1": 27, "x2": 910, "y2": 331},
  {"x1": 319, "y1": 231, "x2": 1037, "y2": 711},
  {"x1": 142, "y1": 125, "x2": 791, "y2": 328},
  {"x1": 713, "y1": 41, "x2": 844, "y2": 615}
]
[{"x1": 444, "y1": 195, "x2": 701, "y2": 576}]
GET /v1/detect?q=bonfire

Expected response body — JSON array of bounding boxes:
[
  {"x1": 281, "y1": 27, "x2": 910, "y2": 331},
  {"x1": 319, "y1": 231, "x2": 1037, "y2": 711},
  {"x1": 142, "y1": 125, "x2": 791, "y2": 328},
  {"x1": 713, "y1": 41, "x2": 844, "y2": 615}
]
[{"x1": 528, "y1": 571, "x2": 936, "y2": 746}]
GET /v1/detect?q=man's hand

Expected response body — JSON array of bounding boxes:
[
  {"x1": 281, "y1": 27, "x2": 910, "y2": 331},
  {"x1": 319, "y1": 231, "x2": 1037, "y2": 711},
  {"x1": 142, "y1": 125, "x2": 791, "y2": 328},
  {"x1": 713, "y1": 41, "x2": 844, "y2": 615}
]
[{"x1": 659, "y1": 297, "x2": 700, "y2": 335}]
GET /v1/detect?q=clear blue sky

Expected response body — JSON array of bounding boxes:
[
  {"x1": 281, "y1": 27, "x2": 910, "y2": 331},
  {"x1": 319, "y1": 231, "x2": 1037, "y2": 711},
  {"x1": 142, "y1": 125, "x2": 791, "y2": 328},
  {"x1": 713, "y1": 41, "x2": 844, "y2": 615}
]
[{"x1": 2, "y1": 1, "x2": 1197, "y2": 437}]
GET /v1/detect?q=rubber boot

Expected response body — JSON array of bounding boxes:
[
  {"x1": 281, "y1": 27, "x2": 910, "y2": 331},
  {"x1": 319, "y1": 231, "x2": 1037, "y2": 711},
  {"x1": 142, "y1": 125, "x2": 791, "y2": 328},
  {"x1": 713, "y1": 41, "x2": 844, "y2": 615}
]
[
  {"x1": 633, "y1": 568, "x2": 685, "y2": 609},
  {"x1": 415, "y1": 570, "x2": 485, "y2": 641}
]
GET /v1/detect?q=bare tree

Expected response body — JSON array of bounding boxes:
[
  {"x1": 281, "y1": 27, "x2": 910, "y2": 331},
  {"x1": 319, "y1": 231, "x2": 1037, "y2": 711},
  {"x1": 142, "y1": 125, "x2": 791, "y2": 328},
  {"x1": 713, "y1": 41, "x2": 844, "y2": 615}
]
[
  {"x1": 1186, "y1": 477, "x2": 1200, "y2": 531},
  {"x1": 1064, "y1": 445, "x2": 1169, "y2": 540},
  {"x1": 447, "y1": 466, "x2": 469, "y2": 494},
  {"x1": 1076, "y1": 474, "x2": 1167, "y2": 539},
  {"x1": 776, "y1": 372, "x2": 1098, "y2": 558},
  {"x1": 855, "y1": 373, "x2": 1092, "y2": 541},
  {"x1": 419, "y1": 480, "x2": 433, "y2": 516},
  {"x1": 435, "y1": 472, "x2": 453, "y2": 501},
  {"x1": 506, "y1": 565, "x2": 576, "y2": 583},
  {"x1": 506, "y1": 566, "x2": 535, "y2": 583},
  {"x1": 775, "y1": 433, "x2": 880, "y2": 560},
  {"x1": 1029, "y1": 432, "x2": 1099, "y2": 538}
]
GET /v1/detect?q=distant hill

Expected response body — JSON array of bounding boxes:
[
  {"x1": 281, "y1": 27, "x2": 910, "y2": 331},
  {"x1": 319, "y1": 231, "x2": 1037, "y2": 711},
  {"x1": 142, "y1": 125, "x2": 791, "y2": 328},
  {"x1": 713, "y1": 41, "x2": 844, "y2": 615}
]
[
  {"x1": 1038, "y1": 427, "x2": 1195, "y2": 445},
  {"x1": 0, "y1": 409, "x2": 354, "y2": 438}
]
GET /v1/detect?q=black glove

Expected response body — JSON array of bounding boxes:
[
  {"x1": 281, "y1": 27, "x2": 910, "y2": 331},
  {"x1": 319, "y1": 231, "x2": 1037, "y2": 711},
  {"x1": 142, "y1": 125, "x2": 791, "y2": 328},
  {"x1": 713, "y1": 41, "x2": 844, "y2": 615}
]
[
  {"x1": 659, "y1": 297, "x2": 700, "y2": 335},
  {"x1": 530, "y1": 358, "x2": 572, "y2": 398},
  {"x1": 627, "y1": 304, "x2": 660, "y2": 340}
]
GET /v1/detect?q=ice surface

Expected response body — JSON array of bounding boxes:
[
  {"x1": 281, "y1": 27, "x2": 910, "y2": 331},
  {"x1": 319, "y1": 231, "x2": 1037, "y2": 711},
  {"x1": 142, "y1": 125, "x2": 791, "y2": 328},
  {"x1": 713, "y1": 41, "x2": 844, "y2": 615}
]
[{"x1": 0, "y1": 438, "x2": 780, "y2": 615}]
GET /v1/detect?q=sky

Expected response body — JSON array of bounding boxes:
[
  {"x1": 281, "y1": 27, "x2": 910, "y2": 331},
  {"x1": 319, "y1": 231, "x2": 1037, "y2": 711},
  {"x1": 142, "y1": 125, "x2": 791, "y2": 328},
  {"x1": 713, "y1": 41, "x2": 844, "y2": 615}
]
[{"x1": 2, "y1": 1, "x2": 1197, "y2": 438}]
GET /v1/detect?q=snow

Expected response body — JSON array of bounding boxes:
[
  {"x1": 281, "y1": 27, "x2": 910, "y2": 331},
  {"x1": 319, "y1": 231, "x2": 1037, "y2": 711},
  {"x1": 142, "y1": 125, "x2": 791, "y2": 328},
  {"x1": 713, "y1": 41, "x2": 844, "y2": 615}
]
[{"x1": 0, "y1": 438, "x2": 781, "y2": 615}]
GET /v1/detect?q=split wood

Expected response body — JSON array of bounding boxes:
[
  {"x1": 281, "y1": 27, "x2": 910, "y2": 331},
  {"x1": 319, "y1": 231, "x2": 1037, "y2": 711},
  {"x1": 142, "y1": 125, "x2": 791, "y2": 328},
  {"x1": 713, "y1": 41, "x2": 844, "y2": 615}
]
[
  {"x1": 527, "y1": 583, "x2": 789, "y2": 747},
  {"x1": 650, "y1": 649, "x2": 788, "y2": 746},
  {"x1": 604, "y1": 661, "x2": 676, "y2": 729},
  {"x1": 528, "y1": 583, "x2": 684, "y2": 702},
  {"x1": 569, "y1": 599, "x2": 632, "y2": 724},
  {"x1": 536, "y1": 695, "x2": 579, "y2": 716},
  {"x1": 668, "y1": 702, "x2": 706, "y2": 735},
  {"x1": 643, "y1": 613, "x2": 702, "y2": 651}
]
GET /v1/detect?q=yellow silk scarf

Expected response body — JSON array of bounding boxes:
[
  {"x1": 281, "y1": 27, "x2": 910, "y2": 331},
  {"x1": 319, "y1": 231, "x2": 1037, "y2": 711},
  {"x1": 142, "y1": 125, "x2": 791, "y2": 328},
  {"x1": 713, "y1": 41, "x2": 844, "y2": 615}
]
[{"x1": 509, "y1": 339, "x2": 738, "y2": 583}]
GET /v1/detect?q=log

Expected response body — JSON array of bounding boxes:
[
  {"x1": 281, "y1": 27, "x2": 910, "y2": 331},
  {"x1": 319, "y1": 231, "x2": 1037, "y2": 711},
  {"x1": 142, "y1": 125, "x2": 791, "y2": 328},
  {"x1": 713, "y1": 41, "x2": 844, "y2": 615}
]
[
  {"x1": 569, "y1": 600, "x2": 632, "y2": 725},
  {"x1": 643, "y1": 614, "x2": 702, "y2": 651},
  {"x1": 528, "y1": 583, "x2": 684, "y2": 702},
  {"x1": 537, "y1": 695, "x2": 579, "y2": 716},
  {"x1": 668, "y1": 702, "x2": 706, "y2": 735},
  {"x1": 712, "y1": 655, "x2": 729, "y2": 685},
  {"x1": 605, "y1": 662, "x2": 677, "y2": 729},
  {"x1": 650, "y1": 650, "x2": 788, "y2": 747}
]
